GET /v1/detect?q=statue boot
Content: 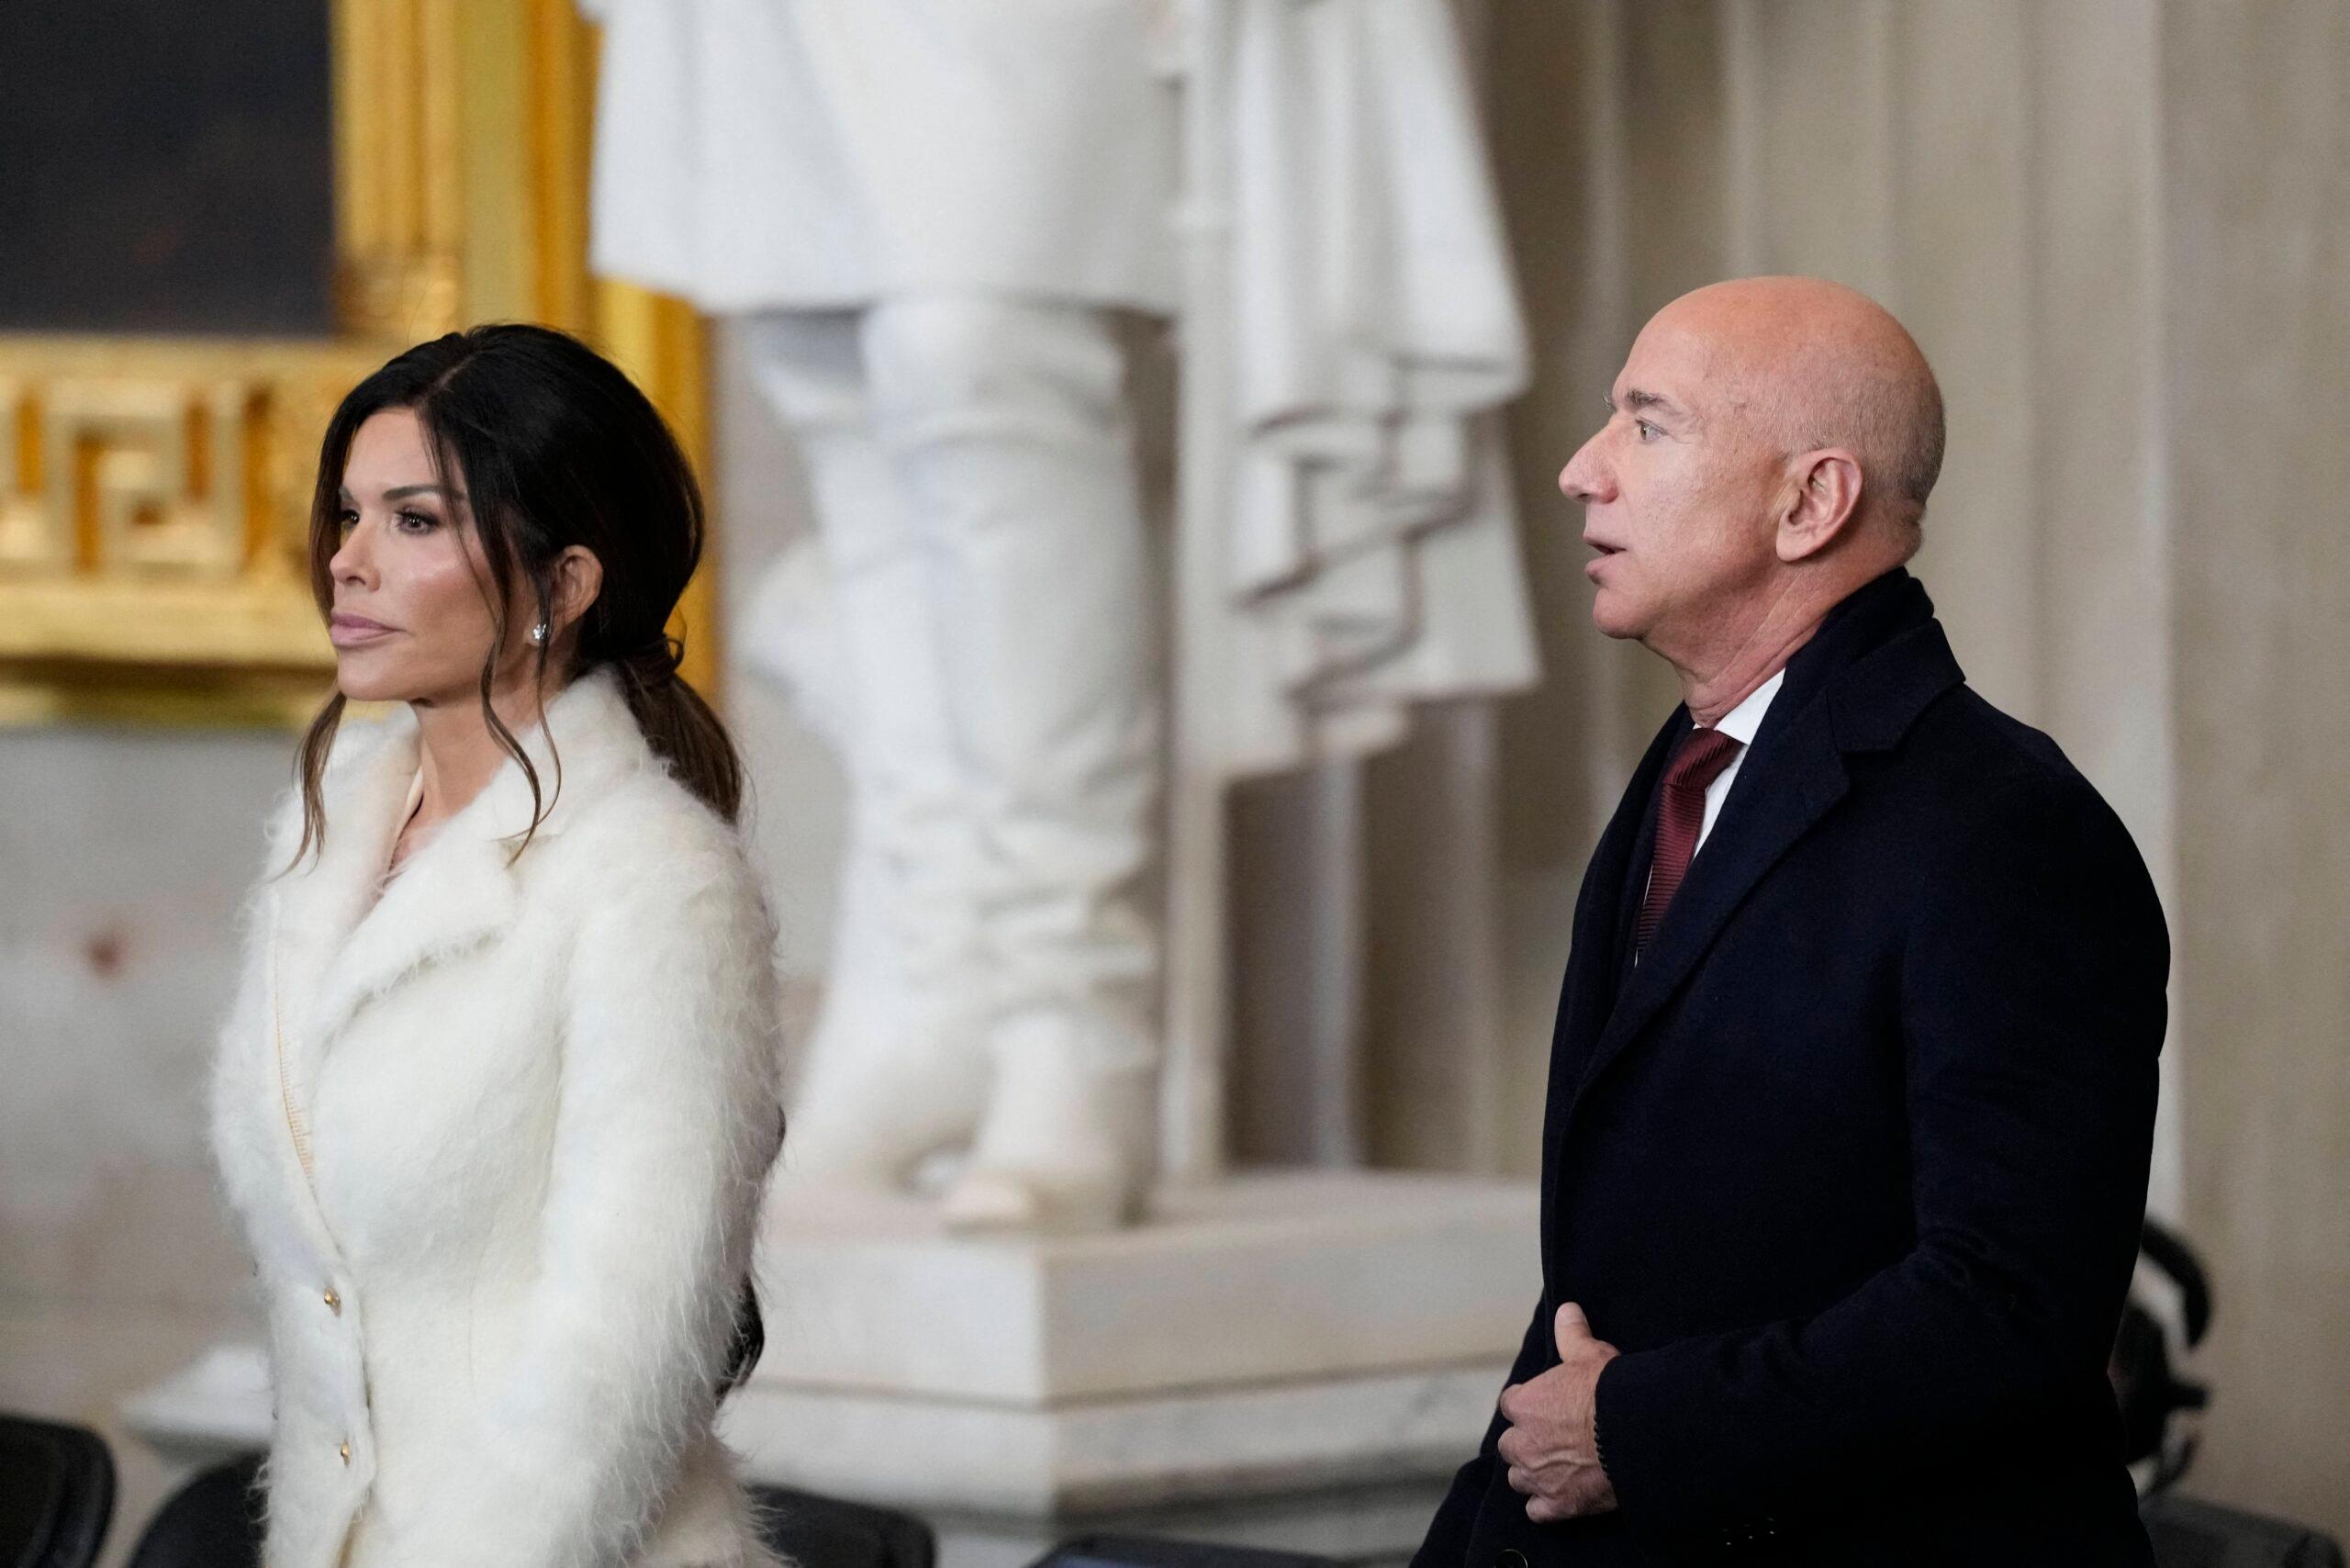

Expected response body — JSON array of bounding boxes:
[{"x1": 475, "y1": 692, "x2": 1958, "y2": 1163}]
[
  {"x1": 857, "y1": 295, "x2": 1165, "y2": 1231},
  {"x1": 940, "y1": 1005, "x2": 1158, "y2": 1233},
  {"x1": 744, "y1": 314, "x2": 993, "y2": 1187}
]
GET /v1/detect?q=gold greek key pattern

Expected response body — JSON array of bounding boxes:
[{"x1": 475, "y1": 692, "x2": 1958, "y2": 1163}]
[
  {"x1": 0, "y1": 339, "x2": 384, "y2": 678},
  {"x1": 45, "y1": 379, "x2": 251, "y2": 581},
  {"x1": 0, "y1": 0, "x2": 716, "y2": 724},
  {"x1": 0, "y1": 378, "x2": 54, "y2": 574}
]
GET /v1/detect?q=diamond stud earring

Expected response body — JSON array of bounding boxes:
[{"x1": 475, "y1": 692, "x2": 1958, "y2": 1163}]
[{"x1": 528, "y1": 622, "x2": 550, "y2": 645}]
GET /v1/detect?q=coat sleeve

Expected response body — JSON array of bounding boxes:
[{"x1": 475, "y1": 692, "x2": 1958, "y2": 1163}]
[
  {"x1": 420, "y1": 823, "x2": 785, "y2": 1567},
  {"x1": 1412, "y1": 1294, "x2": 1552, "y2": 1568},
  {"x1": 1589, "y1": 773, "x2": 2167, "y2": 1532}
]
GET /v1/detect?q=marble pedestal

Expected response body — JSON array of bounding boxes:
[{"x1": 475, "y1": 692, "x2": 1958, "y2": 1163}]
[
  {"x1": 911, "y1": 1476, "x2": 1461, "y2": 1568},
  {"x1": 723, "y1": 1170, "x2": 1533, "y2": 1562},
  {"x1": 125, "y1": 1171, "x2": 1535, "y2": 1566}
]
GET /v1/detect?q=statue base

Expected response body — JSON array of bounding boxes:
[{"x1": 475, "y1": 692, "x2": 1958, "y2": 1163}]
[
  {"x1": 904, "y1": 1475, "x2": 1462, "y2": 1568},
  {"x1": 726, "y1": 1170, "x2": 1534, "y2": 1518}
]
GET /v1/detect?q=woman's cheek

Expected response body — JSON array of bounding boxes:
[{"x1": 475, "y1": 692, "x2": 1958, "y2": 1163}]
[{"x1": 412, "y1": 550, "x2": 497, "y2": 665}]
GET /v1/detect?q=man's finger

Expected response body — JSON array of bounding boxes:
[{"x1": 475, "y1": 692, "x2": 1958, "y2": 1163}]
[
  {"x1": 1525, "y1": 1495, "x2": 1563, "y2": 1524},
  {"x1": 1554, "y1": 1301, "x2": 1593, "y2": 1346},
  {"x1": 1505, "y1": 1464, "x2": 1534, "y2": 1496}
]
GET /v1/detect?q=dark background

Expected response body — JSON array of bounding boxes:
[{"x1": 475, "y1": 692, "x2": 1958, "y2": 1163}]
[{"x1": 0, "y1": 3, "x2": 334, "y2": 336}]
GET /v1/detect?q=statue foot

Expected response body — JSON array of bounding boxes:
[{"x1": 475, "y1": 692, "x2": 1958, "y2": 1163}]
[
  {"x1": 783, "y1": 997, "x2": 990, "y2": 1190},
  {"x1": 940, "y1": 1008, "x2": 1156, "y2": 1235},
  {"x1": 937, "y1": 1166, "x2": 1136, "y2": 1235}
]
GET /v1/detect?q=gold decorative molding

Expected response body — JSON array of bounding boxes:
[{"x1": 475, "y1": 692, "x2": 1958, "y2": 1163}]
[
  {"x1": 0, "y1": 0, "x2": 717, "y2": 725},
  {"x1": 332, "y1": 0, "x2": 469, "y2": 342},
  {"x1": 0, "y1": 336, "x2": 394, "y2": 725}
]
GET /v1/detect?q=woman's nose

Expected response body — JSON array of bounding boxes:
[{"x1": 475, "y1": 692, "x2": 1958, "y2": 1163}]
[{"x1": 329, "y1": 521, "x2": 372, "y2": 585}]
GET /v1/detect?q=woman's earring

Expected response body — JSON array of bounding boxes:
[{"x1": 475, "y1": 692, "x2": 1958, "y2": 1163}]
[{"x1": 528, "y1": 622, "x2": 550, "y2": 646}]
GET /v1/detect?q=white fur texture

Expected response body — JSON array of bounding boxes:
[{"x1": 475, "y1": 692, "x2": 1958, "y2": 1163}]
[{"x1": 208, "y1": 669, "x2": 787, "y2": 1568}]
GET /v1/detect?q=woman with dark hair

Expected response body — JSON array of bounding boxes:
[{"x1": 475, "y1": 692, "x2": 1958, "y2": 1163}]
[{"x1": 208, "y1": 323, "x2": 786, "y2": 1567}]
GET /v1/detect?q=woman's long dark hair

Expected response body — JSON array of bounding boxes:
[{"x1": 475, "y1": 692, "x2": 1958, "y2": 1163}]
[{"x1": 288, "y1": 323, "x2": 744, "y2": 866}]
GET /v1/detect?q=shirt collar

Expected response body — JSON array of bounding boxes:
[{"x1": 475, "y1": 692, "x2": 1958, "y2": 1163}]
[{"x1": 1704, "y1": 666, "x2": 1785, "y2": 745}]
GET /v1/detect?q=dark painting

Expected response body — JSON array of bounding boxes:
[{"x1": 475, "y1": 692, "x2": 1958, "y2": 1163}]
[{"x1": 0, "y1": 3, "x2": 336, "y2": 336}]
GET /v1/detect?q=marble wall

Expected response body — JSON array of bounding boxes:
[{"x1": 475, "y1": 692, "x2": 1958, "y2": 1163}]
[
  {"x1": 0, "y1": 707, "x2": 289, "y2": 1562},
  {"x1": 0, "y1": 725, "x2": 277, "y2": 1314},
  {"x1": 2163, "y1": 0, "x2": 2350, "y2": 1538}
]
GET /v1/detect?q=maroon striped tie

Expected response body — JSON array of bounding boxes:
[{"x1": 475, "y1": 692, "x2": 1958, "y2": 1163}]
[{"x1": 1636, "y1": 726, "x2": 1746, "y2": 954}]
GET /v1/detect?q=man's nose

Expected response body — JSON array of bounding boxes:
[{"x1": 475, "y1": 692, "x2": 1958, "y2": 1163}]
[{"x1": 1559, "y1": 434, "x2": 1614, "y2": 504}]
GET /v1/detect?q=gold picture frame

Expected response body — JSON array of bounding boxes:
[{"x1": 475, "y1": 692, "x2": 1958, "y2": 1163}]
[{"x1": 0, "y1": 0, "x2": 716, "y2": 726}]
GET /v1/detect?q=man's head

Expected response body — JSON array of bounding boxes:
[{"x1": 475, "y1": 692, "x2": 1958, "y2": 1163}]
[{"x1": 1560, "y1": 276, "x2": 1944, "y2": 662}]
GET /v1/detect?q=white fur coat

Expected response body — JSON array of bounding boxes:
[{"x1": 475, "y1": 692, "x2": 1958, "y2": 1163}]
[{"x1": 208, "y1": 669, "x2": 786, "y2": 1568}]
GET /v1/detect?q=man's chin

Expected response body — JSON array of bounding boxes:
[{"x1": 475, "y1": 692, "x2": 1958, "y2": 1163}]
[{"x1": 1588, "y1": 591, "x2": 1644, "y2": 642}]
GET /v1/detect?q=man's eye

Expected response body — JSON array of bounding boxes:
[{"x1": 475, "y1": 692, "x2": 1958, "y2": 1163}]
[{"x1": 1636, "y1": 420, "x2": 1662, "y2": 442}]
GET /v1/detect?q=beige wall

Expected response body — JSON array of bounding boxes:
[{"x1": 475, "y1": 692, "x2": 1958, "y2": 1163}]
[
  {"x1": 1475, "y1": 0, "x2": 2345, "y2": 1537},
  {"x1": 2164, "y1": 1, "x2": 2350, "y2": 1538}
]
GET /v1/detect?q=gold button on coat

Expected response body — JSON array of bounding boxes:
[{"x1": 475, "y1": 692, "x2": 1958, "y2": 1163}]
[
  {"x1": 323, "y1": 1287, "x2": 341, "y2": 1314},
  {"x1": 340, "y1": 1441, "x2": 352, "y2": 1464}
]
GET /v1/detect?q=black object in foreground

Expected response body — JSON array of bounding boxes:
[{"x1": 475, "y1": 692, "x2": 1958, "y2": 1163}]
[{"x1": 0, "y1": 1412, "x2": 116, "y2": 1568}]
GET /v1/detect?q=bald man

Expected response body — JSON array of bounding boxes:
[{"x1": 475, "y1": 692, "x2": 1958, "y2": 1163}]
[{"x1": 1416, "y1": 279, "x2": 2166, "y2": 1566}]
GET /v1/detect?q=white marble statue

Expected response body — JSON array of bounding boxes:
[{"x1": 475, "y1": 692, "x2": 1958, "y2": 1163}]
[{"x1": 583, "y1": 0, "x2": 1535, "y2": 1231}]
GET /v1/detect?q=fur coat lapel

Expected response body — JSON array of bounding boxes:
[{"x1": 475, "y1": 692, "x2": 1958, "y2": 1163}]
[{"x1": 271, "y1": 671, "x2": 649, "y2": 1109}]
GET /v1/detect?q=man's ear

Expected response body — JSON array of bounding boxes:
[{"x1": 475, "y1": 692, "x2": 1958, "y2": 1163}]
[{"x1": 1777, "y1": 450, "x2": 1863, "y2": 563}]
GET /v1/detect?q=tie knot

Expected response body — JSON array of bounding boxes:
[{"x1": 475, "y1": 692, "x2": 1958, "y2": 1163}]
[{"x1": 1664, "y1": 725, "x2": 1744, "y2": 795}]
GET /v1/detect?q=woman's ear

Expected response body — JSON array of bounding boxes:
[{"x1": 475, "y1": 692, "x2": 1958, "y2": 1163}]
[{"x1": 550, "y1": 544, "x2": 604, "y2": 636}]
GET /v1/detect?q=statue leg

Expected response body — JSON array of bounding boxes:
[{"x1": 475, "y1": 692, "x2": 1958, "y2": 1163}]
[
  {"x1": 860, "y1": 294, "x2": 1162, "y2": 1231},
  {"x1": 742, "y1": 310, "x2": 992, "y2": 1184}
]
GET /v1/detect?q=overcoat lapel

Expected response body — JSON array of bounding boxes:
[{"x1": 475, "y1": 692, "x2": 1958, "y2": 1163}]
[
  {"x1": 1610, "y1": 717, "x2": 1684, "y2": 991},
  {"x1": 302, "y1": 817, "x2": 521, "y2": 1048},
  {"x1": 1570, "y1": 703, "x2": 1852, "y2": 1106},
  {"x1": 269, "y1": 714, "x2": 425, "y2": 1082},
  {"x1": 1555, "y1": 571, "x2": 1965, "y2": 1129},
  {"x1": 1550, "y1": 719, "x2": 1682, "y2": 1088},
  {"x1": 1538, "y1": 712, "x2": 1684, "y2": 1237}
]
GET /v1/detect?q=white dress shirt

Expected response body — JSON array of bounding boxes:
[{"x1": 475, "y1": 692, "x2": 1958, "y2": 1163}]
[{"x1": 1694, "y1": 667, "x2": 1784, "y2": 855}]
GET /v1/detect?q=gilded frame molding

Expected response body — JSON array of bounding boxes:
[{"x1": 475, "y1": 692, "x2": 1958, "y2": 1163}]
[{"x1": 0, "y1": 0, "x2": 716, "y2": 726}]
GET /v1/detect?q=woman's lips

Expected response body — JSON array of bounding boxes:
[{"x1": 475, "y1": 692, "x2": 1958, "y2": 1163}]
[{"x1": 329, "y1": 614, "x2": 397, "y2": 646}]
